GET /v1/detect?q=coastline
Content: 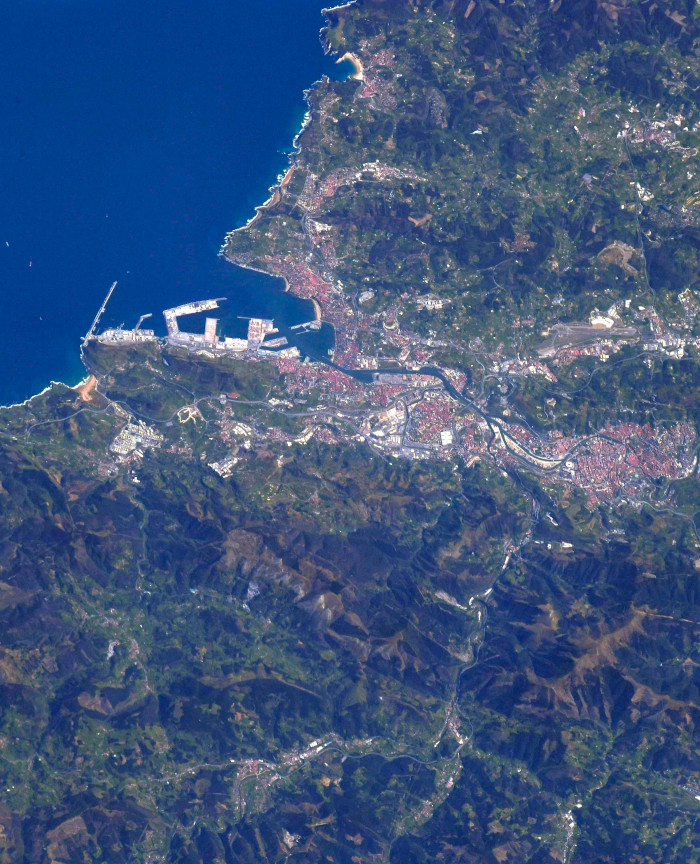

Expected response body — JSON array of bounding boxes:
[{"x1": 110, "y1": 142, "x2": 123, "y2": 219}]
[
  {"x1": 5, "y1": 6, "x2": 353, "y2": 413},
  {"x1": 0, "y1": 327, "x2": 95, "y2": 410},
  {"x1": 220, "y1": 3, "x2": 357, "y2": 258},
  {"x1": 336, "y1": 51, "x2": 364, "y2": 81},
  {"x1": 219, "y1": 10, "x2": 360, "y2": 332},
  {"x1": 221, "y1": 95, "x2": 317, "y2": 247},
  {"x1": 0, "y1": 378, "x2": 80, "y2": 413},
  {"x1": 217, "y1": 105, "x2": 313, "y2": 249}
]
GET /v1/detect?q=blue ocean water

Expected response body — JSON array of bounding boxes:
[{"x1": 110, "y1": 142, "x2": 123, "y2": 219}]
[{"x1": 0, "y1": 0, "x2": 349, "y2": 404}]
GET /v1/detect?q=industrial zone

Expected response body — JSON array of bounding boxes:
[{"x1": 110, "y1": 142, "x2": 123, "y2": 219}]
[{"x1": 88, "y1": 284, "x2": 303, "y2": 360}]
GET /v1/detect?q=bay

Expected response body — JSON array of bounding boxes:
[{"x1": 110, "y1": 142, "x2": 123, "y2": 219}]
[{"x1": 0, "y1": 0, "x2": 347, "y2": 404}]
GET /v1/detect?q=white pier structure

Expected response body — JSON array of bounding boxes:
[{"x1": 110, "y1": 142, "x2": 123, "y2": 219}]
[{"x1": 83, "y1": 281, "x2": 117, "y2": 345}]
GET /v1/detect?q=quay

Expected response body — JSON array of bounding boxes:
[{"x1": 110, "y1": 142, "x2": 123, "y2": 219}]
[
  {"x1": 91, "y1": 293, "x2": 311, "y2": 361},
  {"x1": 83, "y1": 281, "x2": 117, "y2": 345},
  {"x1": 290, "y1": 321, "x2": 321, "y2": 332}
]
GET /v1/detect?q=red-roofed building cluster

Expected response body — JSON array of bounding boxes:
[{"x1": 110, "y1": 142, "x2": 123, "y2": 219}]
[{"x1": 407, "y1": 393, "x2": 457, "y2": 445}]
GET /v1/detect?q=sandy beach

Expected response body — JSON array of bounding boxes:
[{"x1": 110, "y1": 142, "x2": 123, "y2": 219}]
[
  {"x1": 280, "y1": 166, "x2": 295, "y2": 188},
  {"x1": 337, "y1": 51, "x2": 364, "y2": 81},
  {"x1": 76, "y1": 374, "x2": 97, "y2": 402}
]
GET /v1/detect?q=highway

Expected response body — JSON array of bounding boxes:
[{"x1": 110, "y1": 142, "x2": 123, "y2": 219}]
[{"x1": 310, "y1": 354, "x2": 615, "y2": 473}]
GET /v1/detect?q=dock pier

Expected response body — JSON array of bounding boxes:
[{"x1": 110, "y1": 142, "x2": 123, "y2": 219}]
[
  {"x1": 135, "y1": 313, "x2": 152, "y2": 331},
  {"x1": 83, "y1": 281, "x2": 117, "y2": 345},
  {"x1": 290, "y1": 321, "x2": 322, "y2": 332}
]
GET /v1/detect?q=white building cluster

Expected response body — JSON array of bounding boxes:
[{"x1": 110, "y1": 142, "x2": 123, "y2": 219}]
[{"x1": 109, "y1": 421, "x2": 163, "y2": 459}]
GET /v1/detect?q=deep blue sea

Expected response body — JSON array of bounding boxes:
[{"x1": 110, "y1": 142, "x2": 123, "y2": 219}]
[{"x1": 0, "y1": 0, "x2": 349, "y2": 404}]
